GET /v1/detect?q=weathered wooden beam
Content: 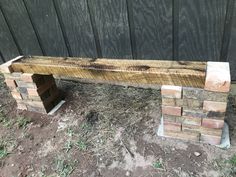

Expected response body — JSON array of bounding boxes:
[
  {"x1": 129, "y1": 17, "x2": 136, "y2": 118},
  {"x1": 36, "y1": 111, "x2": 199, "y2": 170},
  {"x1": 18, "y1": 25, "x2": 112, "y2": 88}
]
[{"x1": 2, "y1": 56, "x2": 207, "y2": 88}]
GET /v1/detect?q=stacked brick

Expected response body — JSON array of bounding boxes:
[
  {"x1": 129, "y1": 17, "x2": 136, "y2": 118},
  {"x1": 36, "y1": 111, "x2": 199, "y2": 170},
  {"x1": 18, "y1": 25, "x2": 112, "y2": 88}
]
[
  {"x1": 161, "y1": 62, "x2": 231, "y2": 145},
  {"x1": 3, "y1": 72, "x2": 61, "y2": 114}
]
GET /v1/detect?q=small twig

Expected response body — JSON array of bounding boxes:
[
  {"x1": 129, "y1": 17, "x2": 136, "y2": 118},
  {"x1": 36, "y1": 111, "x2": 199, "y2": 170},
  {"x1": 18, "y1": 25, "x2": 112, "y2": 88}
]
[{"x1": 120, "y1": 139, "x2": 134, "y2": 158}]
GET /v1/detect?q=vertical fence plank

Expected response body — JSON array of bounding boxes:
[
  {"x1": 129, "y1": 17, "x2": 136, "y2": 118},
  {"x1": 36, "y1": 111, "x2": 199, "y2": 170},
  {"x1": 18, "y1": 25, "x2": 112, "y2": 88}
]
[
  {"x1": 227, "y1": 1, "x2": 236, "y2": 80},
  {"x1": 0, "y1": 0, "x2": 42, "y2": 56},
  {"x1": 178, "y1": 0, "x2": 227, "y2": 61},
  {"x1": 55, "y1": 0, "x2": 97, "y2": 58},
  {"x1": 0, "y1": 9, "x2": 19, "y2": 61},
  {"x1": 89, "y1": 0, "x2": 132, "y2": 59},
  {"x1": 24, "y1": 0, "x2": 68, "y2": 57},
  {"x1": 131, "y1": 0, "x2": 173, "y2": 59},
  {"x1": 0, "y1": 50, "x2": 5, "y2": 64}
]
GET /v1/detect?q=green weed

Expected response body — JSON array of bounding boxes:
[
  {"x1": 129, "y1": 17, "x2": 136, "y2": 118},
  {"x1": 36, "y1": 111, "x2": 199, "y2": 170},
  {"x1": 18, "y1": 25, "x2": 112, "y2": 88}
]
[
  {"x1": 81, "y1": 122, "x2": 92, "y2": 132},
  {"x1": 229, "y1": 154, "x2": 236, "y2": 166},
  {"x1": 16, "y1": 116, "x2": 32, "y2": 129},
  {"x1": 153, "y1": 160, "x2": 163, "y2": 169},
  {"x1": 0, "y1": 110, "x2": 14, "y2": 128},
  {"x1": 0, "y1": 140, "x2": 9, "y2": 159},
  {"x1": 213, "y1": 154, "x2": 236, "y2": 177},
  {"x1": 54, "y1": 158, "x2": 75, "y2": 177},
  {"x1": 64, "y1": 140, "x2": 73, "y2": 153},
  {"x1": 76, "y1": 139, "x2": 87, "y2": 151},
  {"x1": 66, "y1": 128, "x2": 74, "y2": 137}
]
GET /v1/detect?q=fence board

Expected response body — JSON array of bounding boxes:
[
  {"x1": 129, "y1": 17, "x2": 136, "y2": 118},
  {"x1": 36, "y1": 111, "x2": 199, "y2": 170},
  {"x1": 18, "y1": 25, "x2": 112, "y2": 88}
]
[
  {"x1": 55, "y1": 0, "x2": 97, "y2": 58},
  {"x1": 131, "y1": 0, "x2": 173, "y2": 59},
  {"x1": 89, "y1": 0, "x2": 133, "y2": 59},
  {"x1": 178, "y1": 0, "x2": 227, "y2": 61},
  {"x1": 0, "y1": 0, "x2": 42, "y2": 56},
  {"x1": 0, "y1": 50, "x2": 4, "y2": 63},
  {"x1": 227, "y1": 1, "x2": 236, "y2": 80},
  {"x1": 24, "y1": 0, "x2": 68, "y2": 57},
  {"x1": 0, "y1": 9, "x2": 19, "y2": 61}
]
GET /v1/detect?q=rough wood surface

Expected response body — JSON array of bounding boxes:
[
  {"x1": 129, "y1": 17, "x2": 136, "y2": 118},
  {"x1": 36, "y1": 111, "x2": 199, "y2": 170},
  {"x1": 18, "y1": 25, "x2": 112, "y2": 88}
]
[
  {"x1": 10, "y1": 56, "x2": 206, "y2": 88},
  {"x1": 227, "y1": 0, "x2": 236, "y2": 80},
  {"x1": 178, "y1": 0, "x2": 227, "y2": 61},
  {"x1": 132, "y1": 0, "x2": 173, "y2": 59},
  {"x1": 55, "y1": 0, "x2": 97, "y2": 58},
  {"x1": 0, "y1": 9, "x2": 19, "y2": 61},
  {"x1": 90, "y1": 0, "x2": 133, "y2": 59},
  {"x1": 0, "y1": 0, "x2": 42, "y2": 56},
  {"x1": 24, "y1": 0, "x2": 68, "y2": 57}
]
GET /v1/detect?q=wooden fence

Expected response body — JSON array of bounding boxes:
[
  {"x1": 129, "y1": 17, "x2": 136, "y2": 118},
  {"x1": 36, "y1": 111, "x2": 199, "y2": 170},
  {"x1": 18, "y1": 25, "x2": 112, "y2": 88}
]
[{"x1": 0, "y1": 0, "x2": 236, "y2": 80}]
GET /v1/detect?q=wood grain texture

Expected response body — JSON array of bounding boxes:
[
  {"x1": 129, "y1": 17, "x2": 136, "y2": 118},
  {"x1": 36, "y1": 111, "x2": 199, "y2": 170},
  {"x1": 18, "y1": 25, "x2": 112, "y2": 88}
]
[
  {"x1": 55, "y1": 0, "x2": 97, "y2": 58},
  {"x1": 0, "y1": 9, "x2": 19, "y2": 61},
  {"x1": 227, "y1": 0, "x2": 236, "y2": 80},
  {"x1": 10, "y1": 56, "x2": 207, "y2": 88},
  {"x1": 131, "y1": 0, "x2": 173, "y2": 59},
  {"x1": 0, "y1": 0, "x2": 42, "y2": 56},
  {"x1": 178, "y1": 0, "x2": 227, "y2": 61},
  {"x1": 24, "y1": 0, "x2": 68, "y2": 56},
  {"x1": 89, "y1": 0, "x2": 133, "y2": 59}
]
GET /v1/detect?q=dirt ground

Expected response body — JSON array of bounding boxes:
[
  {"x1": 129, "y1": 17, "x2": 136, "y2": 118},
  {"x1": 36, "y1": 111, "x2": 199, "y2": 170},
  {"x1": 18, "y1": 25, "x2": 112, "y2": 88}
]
[{"x1": 0, "y1": 74, "x2": 236, "y2": 177}]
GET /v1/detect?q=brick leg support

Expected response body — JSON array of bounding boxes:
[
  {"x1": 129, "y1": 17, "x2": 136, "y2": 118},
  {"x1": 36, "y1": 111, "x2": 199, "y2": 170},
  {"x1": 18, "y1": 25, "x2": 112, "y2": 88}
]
[
  {"x1": 161, "y1": 62, "x2": 231, "y2": 145},
  {"x1": 3, "y1": 72, "x2": 61, "y2": 114}
]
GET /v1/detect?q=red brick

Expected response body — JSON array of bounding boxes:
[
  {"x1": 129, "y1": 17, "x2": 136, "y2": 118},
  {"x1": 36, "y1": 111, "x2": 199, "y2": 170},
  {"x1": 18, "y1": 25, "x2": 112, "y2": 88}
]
[
  {"x1": 164, "y1": 130, "x2": 200, "y2": 142},
  {"x1": 5, "y1": 79, "x2": 17, "y2": 89},
  {"x1": 182, "y1": 109, "x2": 206, "y2": 119},
  {"x1": 200, "y1": 133, "x2": 222, "y2": 145},
  {"x1": 162, "y1": 98, "x2": 177, "y2": 106},
  {"x1": 16, "y1": 102, "x2": 27, "y2": 110},
  {"x1": 183, "y1": 87, "x2": 204, "y2": 100},
  {"x1": 202, "y1": 118, "x2": 224, "y2": 129},
  {"x1": 182, "y1": 124, "x2": 222, "y2": 136},
  {"x1": 181, "y1": 117, "x2": 202, "y2": 126},
  {"x1": 163, "y1": 115, "x2": 177, "y2": 122},
  {"x1": 203, "y1": 101, "x2": 227, "y2": 113},
  {"x1": 161, "y1": 85, "x2": 182, "y2": 98},
  {"x1": 164, "y1": 121, "x2": 181, "y2": 131},
  {"x1": 204, "y1": 62, "x2": 231, "y2": 93},
  {"x1": 206, "y1": 111, "x2": 225, "y2": 120},
  {"x1": 162, "y1": 105, "x2": 182, "y2": 116},
  {"x1": 3, "y1": 72, "x2": 22, "y2": 80},
  {"x1": 11, "y1": 91, "x2": 22, "y2": 100},
  {"x1": 21, "y1": 73, "x2": 35, "y2": 82},
  {"x1": 15, "y1": 80, "x2": 37, "y2": 88},
  {"x1": 27, "y1": 88, "x2": 39, "y2": 97}
]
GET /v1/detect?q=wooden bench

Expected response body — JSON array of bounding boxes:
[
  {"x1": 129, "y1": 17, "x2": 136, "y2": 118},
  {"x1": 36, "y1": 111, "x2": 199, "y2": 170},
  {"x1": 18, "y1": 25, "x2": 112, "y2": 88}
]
[{"x1": 0, "y1": 56, "x2": 231, "y2": 145}]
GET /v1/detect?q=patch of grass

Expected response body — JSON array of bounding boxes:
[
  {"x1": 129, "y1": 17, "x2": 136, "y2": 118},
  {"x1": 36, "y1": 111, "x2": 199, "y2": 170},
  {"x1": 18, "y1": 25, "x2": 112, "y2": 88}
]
[
  {"x1": 229, "y1": 154, "x2": 236, "y2": 166},
  {"x1": 0, "y1": 110, "x2": 14, "y2": 128},
  {"x1": 76, "y1": 139, "x2": 87, "y2": 151},
  {"x1": 66, "y1": 128, "x2": 74, "y2": 137},
  {"x1": 54, "y1": 158, "x2": 76, "y2": 177},
  {"x1": 0, "y1": 140, "x2": 9, "y2": 159},
  {"x1": 213, "y1": 155, "x2": 236, "y2": 177},
  {"x1": 81, "y1": 122, "x2": 92, "y2": 132},
  {"x1": 63, "y1": 140, "x2": 73, "y2": 153},
  {"x1": 153, "y1": 160, "x2": 163, "y2": 169},
  {"x1": 0, "y1": 75, "x2": 4, "y2": 88},
  {"x1": 39, "y1": 166, "x2": 55, "y2": 177},
  {"x1": 16, "y1": 116, "x2": 32, "y2": 129}
]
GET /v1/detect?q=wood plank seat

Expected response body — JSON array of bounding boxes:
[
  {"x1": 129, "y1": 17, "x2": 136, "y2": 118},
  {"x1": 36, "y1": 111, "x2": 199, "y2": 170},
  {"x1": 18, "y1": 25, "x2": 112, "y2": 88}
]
[{"x1": 3, "y1": 56, "x2": 207, "y2": 88}]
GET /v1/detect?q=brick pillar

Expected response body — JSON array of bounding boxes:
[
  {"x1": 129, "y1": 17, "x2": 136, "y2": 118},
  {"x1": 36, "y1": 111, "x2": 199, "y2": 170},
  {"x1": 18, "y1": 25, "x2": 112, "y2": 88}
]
[
  {"x1": 161, "y1": 62, "x2": 231, "y2": 145},
  {"x1": 3, "y1": 72, "x2": 61, "y2": 114}
]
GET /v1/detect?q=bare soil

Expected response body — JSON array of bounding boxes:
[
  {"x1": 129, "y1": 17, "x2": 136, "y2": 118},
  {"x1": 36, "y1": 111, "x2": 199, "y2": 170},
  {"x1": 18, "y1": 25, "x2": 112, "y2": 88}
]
[{"x1": 0, "y1": 74, "x2": 236, "y2": 177}]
